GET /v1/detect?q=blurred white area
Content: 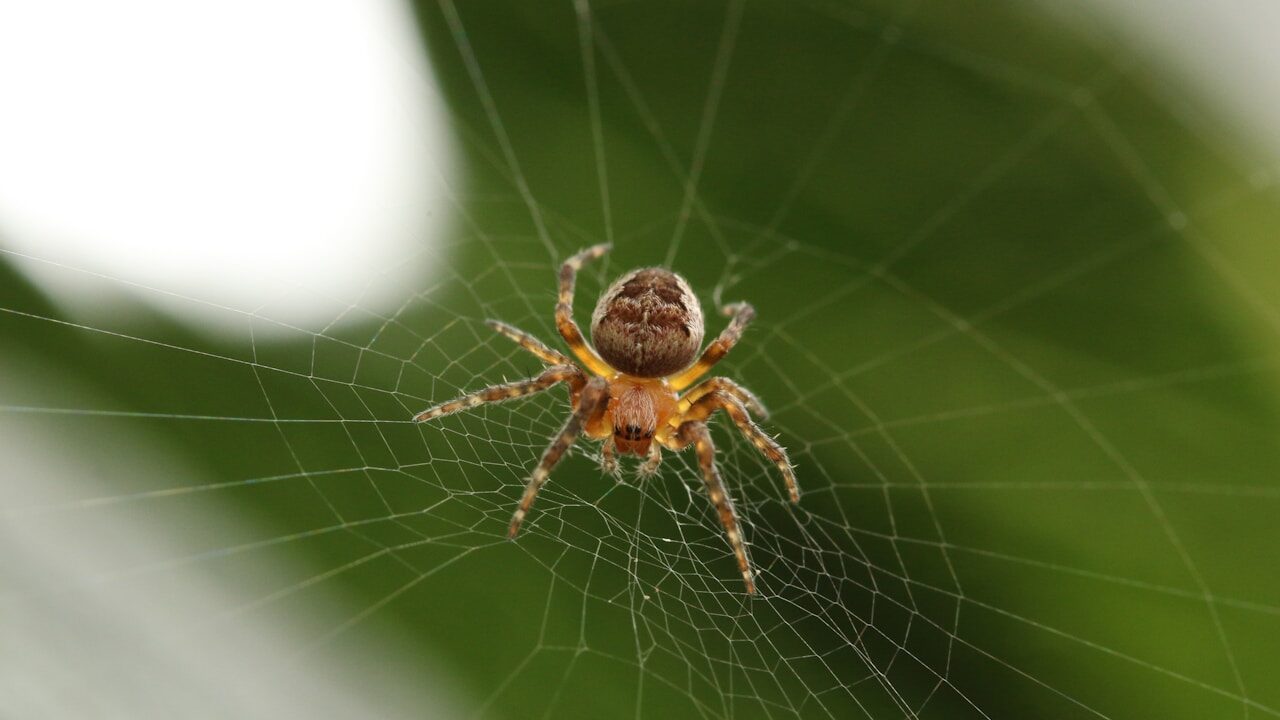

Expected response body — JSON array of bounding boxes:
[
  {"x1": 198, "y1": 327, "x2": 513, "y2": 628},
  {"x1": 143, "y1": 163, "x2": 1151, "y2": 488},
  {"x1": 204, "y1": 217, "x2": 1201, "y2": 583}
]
[
  {"x1": 0, "y1": 358, "x2": 467, "y2": 719},
  {"x1": 1059, "y1": 0, "x2": 1280, "y2": 166},
  {"x1": 0, "y1": 4, "x2": 464, "y2": 713},
  {"x1": 0, "y1": 0, "x2": 452, "y2": 333}
]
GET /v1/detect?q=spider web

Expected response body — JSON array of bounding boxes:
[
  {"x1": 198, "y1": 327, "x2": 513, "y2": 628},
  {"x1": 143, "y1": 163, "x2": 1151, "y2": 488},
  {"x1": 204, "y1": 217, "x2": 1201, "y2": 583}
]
[{"x1": 4, "y1": 0, "x2": 1280, "y2": 718}]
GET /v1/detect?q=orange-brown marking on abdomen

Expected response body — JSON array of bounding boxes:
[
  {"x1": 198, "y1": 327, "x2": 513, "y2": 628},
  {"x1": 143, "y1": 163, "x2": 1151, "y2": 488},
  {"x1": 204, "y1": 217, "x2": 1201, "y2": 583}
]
[{"x1": 590, "y1": 268, "x2": 706, "y2": 377}]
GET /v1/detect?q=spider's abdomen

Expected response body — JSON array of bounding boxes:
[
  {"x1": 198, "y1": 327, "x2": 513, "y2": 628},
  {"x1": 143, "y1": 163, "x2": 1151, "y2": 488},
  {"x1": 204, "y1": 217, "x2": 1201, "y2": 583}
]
[{"x1": 590, "y1": 267, "x2": 705, "y2": 377}]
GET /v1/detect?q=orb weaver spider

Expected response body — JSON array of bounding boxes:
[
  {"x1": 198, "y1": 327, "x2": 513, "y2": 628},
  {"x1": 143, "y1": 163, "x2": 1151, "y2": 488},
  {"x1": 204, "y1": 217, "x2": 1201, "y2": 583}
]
[{"x1": 414, "y1": 244, "x2": 798, "y2": 594}]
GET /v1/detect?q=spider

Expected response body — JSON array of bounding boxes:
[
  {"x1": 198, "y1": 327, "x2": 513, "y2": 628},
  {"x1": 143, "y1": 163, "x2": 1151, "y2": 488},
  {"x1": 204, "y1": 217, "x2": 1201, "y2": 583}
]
[{"x1": 413, "y1": 244, "x2": 798, "y2": 594}]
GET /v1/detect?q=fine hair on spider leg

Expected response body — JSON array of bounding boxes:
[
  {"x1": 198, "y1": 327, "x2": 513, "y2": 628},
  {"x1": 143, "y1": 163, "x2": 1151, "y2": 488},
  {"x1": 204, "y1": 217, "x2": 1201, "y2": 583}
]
[
  {"x1": 485, "y1": 319, "x2": 571, "y2": 366},
  {"x1": 678, "y1": 376, "x2": 768, "y2": 419},
  {"x1": 411, "y1": 364, "x2": 585, "y2": 423},
  {"x1": 668, "y1": 301, "x2": 756, "y2": 390},
  {"x1": 683, "y1": 389, "x2": 799, "y2": 503},
  {"x1": 671, "y1": 421, "x2": 756, "y2": 594},
  {"x1": 555, "y1": 243, "x2": 614, "y2": 376},
  {"x1": 508, "y1": 376, "x2": 610, "y2": 538}
]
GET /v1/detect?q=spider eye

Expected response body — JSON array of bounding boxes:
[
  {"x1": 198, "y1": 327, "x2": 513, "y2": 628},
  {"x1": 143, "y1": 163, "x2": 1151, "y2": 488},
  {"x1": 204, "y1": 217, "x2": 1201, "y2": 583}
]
[{"x1": 617, "y1": 424, "x2": 649, "y2": 441}]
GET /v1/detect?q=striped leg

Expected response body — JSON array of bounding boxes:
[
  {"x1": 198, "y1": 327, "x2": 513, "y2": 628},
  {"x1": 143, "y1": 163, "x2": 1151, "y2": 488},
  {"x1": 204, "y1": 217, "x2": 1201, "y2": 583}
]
[
  {"x1": 677, "y1": 422, "x2": 756, "y2": 594},
  {"x1": 485, "y1": 319, "x2": 572, "y2": 366},
  {"x1": 413, "y1": 364, "x2": 585, "y2": 422},
  {"x1": 509, "y1": 376, "x2": 610, "y2": 538},
  {"x1": 683, "y1": 391, "x2": 799, "y2": 503},
  {"x1": 555, "y1": 244, "x2": 614, "y2": 376},
  {"x1": 677, "y1": 376, "x2": 769, "y2": 419},
  {"x1": 668, "y1": 302, "x2": 755, "y2": 390}
]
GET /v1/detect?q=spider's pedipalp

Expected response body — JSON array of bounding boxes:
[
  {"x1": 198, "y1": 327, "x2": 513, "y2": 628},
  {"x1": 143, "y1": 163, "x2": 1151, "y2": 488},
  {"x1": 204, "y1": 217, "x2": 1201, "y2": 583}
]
[
  {"x1": 684, "y1": 390, "x2": 799, "y2": 503},
  {"x1": 485, "y1": 319, "x2": 571, "y2": 366},
  {"x1": 412, "y1": 364, "x2": 584, "y2": 423},
  {"x1": 556, "y1": 244, "x2": 614, "y2": 376},
  {"x1": 669, "y1": 302, "x2": 755, "y2": 390},
  {"x1": 636, "y1": 441, "x2": 662, "y2": 478},
  {"x1": 599, "y1": 436, "x2": 621, "y2": 476},
  {"x1": 509, "y1": 375, "x2": 610, "y2": 538}
]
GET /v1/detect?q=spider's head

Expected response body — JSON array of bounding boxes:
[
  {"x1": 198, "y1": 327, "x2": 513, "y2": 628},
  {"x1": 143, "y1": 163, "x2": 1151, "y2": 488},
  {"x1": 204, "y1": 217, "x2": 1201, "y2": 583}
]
[
  {"x1": 611, "y1": 383, "x2": 659, "y2": 455},
  {"x1": 591, "y1": 268, "x2": 705, "y2": 378}
]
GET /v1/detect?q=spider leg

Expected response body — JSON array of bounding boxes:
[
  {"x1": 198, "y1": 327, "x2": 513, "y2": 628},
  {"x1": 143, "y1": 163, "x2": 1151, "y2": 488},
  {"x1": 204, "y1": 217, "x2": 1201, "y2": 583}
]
[
  {"x1": 668, "y1": 302, "x2": 755, "y2": 390},
  {"x1": 682, "y1": 391, "x2": 799, "y2": 503},
  {"x1": 677, "y1": 376, "x2": 768, "y2": 419},
  {"x1": 486, "y1": 319, "x2": 572, "y2": 366},
  {"x1": 670, "y1": 422, "x2": 755, "y2": 594},
  {"x1": 509, "y1": 376, "x2": 610, "y2": 538},
  {"x1": 412, "y1": 364, "x2": 585, "y2": 422},
  {"x1": 556, "y1": 244, "x2": 615, "y2": 376}
]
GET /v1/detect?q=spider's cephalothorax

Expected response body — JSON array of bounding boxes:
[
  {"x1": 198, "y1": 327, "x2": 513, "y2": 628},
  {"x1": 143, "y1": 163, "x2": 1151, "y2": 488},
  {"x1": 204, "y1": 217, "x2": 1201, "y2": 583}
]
[{"x1": 413, "y1": 245, "x2": 798, "y2": 594}]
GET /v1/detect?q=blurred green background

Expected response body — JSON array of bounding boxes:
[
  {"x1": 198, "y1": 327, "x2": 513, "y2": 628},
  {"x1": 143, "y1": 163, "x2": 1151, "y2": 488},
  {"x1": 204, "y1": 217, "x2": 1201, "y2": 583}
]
[{"x1": 3, "y1": 0, "x2": 1280, "y2": 718}]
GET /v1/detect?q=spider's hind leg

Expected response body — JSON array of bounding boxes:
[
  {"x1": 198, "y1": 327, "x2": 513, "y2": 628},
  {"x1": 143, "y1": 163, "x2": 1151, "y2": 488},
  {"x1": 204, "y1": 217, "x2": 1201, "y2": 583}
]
[
  {"x1": 555, "y1": 244, "x2": 614, "y2": 376},
  {"x1": 668, "y1": 302, "x2": 756, "y2": 391},
  {"x1": 485, "y1": 319, "x2": 571, "y2": 366}
]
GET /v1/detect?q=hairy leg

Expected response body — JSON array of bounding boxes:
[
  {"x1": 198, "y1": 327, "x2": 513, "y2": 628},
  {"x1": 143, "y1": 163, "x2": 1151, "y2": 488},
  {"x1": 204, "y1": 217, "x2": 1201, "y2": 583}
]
[
  {"x1": 485, "y1": 319, "x2": 571, "y2": 366},
  {"x1": 555, "y1": 244, "x2": 614, "y2": 376},
  {"x1": 509, "y1": 376, "x2": 610, "y2": 537},
  {"x1": 413, "y1": 364, "x2": 585, "y2": 422},
  {"x1": 676, "y1": 422, "x2": 755, "y2": 594},
  {"x1": 677, "y1": 376, "x2": 768, "y2": 418},
  {"x1": 668, "y1": 302, "x2": 755, "y2": 390},
  {"x1": 683, "y1": 391, "x2": 799, "y2": 503}
]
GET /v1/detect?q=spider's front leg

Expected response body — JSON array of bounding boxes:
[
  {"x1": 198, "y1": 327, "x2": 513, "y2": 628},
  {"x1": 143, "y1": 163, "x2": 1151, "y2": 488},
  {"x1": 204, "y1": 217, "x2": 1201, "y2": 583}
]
[
  {"x1": 509, "y1": 376, "x2": 610, "y2": 538},
  {"x1": 667, "y1": 421, "x2": 756, "y2": 594},
  {"x1": 683, "y1": 390, "x2": 799, "y2": 503}
]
